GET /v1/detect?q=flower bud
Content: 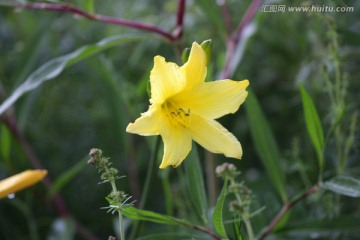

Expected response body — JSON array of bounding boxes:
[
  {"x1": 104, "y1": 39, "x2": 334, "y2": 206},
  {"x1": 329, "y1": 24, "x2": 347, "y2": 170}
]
[
  {"x1": 200, "y1": 39, "x2": 212, "y2": 65},
  {"x1": 216, "y1": 163, "x2": 240, "y2": 179}
]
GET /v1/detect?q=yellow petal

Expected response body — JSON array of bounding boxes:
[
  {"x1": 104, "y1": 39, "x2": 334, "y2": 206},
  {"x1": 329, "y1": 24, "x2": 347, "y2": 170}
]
[
  {"x1": 159, "y1": 124, "x2": 192, "y2": 169},
  {"x1": 0, "y1": 170, "x2": 47, "y2": 199},
  {"x1": 150, "y1": 56, "x2": 185, "y2": 104},
  {"x1": 174, "y1": 79, "x2": 249, "y2": 120},
  {"x1": 126, "y1": 105, "x2": 162, "y2": 136},
  {"x1": 181, "y1": 42, "x2": 207, "y2": 90},
  {"x1": 189, "y1": 115, "x2": 242, "y2": 159}
]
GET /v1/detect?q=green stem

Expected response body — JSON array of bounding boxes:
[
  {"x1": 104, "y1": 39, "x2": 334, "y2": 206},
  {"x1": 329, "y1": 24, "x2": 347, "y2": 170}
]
[
  {"x1": 110, "y1": 181, "x2": 125, "y2": 240},
  {"x1": 244, "y1": 217, "x2": 255, "y2": 240},
  {"x1": 129, "y1": 137, "x2": 160, "y2": 239},
  {"x1": 118, "y1": 211, "x2": 125, "y2": 240}
]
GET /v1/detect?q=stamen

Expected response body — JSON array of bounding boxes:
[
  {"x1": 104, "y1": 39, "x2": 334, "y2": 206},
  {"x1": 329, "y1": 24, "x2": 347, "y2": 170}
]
[{"x1": 162, "y1": 101, "x2": 191, "y2": 127}]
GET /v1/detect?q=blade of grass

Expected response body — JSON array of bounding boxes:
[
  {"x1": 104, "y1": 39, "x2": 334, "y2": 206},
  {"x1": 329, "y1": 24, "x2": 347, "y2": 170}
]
[
  {"x1": 184, "y1": 145, "x2": 208, "y2": 225},
  {"x1": 0, "y1": 34, "x2": 146, "y2": 116},
  {"x1": 245, "y1": 89, "x2": 287, "y2": 202},
  {"x1": 47, "y1": 158, "x2": 87, "y2": 199},
  {"x1": 212, "y1": 178, "x2": 228, "y2": 238},
  {"x1": 299, "y1": 83, "x2": 325, "y2": 176}
]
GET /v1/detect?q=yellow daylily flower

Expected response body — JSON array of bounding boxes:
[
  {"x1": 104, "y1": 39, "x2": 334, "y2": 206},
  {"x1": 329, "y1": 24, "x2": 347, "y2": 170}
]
[
  {"x1": 127, "y1": 42, "x2": 249, "y2": 169},
  {"x1": 0, "y1": 170, "x2": 47, "y2": 199}
]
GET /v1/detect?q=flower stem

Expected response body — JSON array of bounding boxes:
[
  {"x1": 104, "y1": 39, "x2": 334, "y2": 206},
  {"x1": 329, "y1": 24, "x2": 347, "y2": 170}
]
[
  {"x1": 244, "y1": 217, "x2": 255, "y2": 240},
  {"x1": 110, "y1": 181, "x2": 125, "y2": 240},
  {"x1": 118, "y1": 211, "x2": 125, "y2": 240}
]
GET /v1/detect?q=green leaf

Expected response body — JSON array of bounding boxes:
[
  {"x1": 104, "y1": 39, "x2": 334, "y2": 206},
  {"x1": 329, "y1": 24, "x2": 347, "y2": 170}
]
[
  {"x1": 194, "y1": 0, "x2": 226, "y2": 36},
  {"x1": 181, "y1": 47, "x2": 191, "y2": 64},
  {"x1": 121, "y1": 206, "x2": 190, "y2": 226},
  {"x1": 47, "y1": 159, "x2": 87, "y2": 199},
  {"x1": 160, "y1": 169, "x2": 173, "y2": 215},
  {"x1": 0, "y1": 125, "x2": 11, "y2": 163},
  {"x1": 278, "y1": 216, "x2": 360, "y2": 237},
  {"x1": 232, "y1": 216, "x2": 242, "y2": 240},
  {"x1": 322, "y1": 176, "x2": 360, "y2": 197},
  {"x1": 0, "y1": 34, "x2": 146, "y2": 116},
  {"x1": 184, "y1": 145, "x2": 208, "y2": 224},
  {"x1": 135, "y1": 232, "x2": 197, "y2": 240},
  {"x1": 299, "y1": 83, "x2": 325, "y2": 172},
  {"x1": 245, "y1": 89, "x2": 287, "y2": 202},
  {"x1": 212, "y1": 178, "x2": 228, "y2": 238},
  {"x1": 84, "y1": 0, "x2": 94, "y2": 13}
]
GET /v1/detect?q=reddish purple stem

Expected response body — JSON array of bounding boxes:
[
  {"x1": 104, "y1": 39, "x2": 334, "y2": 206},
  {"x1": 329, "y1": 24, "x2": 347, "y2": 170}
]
[
  {"x1": 258, "y1": 183, "x2": 321, "y2": 240},
  {"x1": 220, "y1": 0, "x2": 262, "y2": 79},
  {"x1": 19, "y1": 0, "x2": 186, "y2": 42}
]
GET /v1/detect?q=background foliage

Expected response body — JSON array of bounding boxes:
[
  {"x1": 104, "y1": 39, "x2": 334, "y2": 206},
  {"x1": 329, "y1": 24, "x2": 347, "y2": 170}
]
[{"x1": 0, "y1": 0, "x2": 359, "y2": 239}]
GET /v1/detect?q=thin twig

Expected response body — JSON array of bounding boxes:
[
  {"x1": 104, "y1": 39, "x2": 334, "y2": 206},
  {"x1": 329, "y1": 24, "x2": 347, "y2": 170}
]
[
  {"x1": 6, "y1": 0, "x2": 186, "y2": 42},
  {"x1": 258, "y1": 183, "x2": 321, "y2": 240},
  {"x1": 192, "y1": 225, "x2": 222, "y2": 240}
]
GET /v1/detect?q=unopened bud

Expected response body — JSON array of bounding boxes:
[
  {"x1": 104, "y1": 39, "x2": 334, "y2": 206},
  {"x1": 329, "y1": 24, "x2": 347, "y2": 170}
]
[
  {"x1": 216, "y1": 163, "x2": 240, "y2": 179},
  {"x1": 200, "y1": 39, "x2": 212, "y2": 65}
]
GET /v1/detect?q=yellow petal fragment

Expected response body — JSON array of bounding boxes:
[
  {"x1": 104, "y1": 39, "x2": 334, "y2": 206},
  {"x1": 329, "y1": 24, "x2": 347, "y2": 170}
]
[
  {"x1": 181, "y1": 42, "x2": 207, "y2": 90},
  {"x1": 159, "y1": 124, "x2": 192, "y2": 169},
  {"x1": 126, "y1": 105, "x2": 162, "y2": 136},
  {"x1": 0, "y1": 170, "x2": 47, "y2": 199},
  {"x1": 150, "y1": 56, "x2": 185, "y2": 104},
  {"x1": 174, "y1": 79, "x2": 249, "y2": 120},
  {"x1": 189, "y1": 115, "x2": 242, "y2": 159}
]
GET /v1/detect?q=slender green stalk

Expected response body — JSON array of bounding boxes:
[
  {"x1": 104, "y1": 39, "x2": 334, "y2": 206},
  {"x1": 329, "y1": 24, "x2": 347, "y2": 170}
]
[
  {"x1": 129, "y1": 137, "x2": 160, "y2": 239},
  {"x1": 11, "y1": 198, "x2": 39, "y2": 240},
  {"x1": 161, "y1": 169, "x2": 174, "y2": 215},
  {"x1": 244, "y1": 218, "x2": 255, "y2": 240},
  {"x1": 110, "y1": 181, "x2": 125, "y2": 240},
  {"x1": 229, "y1": 177, "x2": 255, "y2": 240},
  {"x1": 140, "y1": 137, "x2": 160, "y2": 209}
]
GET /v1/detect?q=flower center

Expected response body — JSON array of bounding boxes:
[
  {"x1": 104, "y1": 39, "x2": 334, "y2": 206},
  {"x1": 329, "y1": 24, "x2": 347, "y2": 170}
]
[{"x1": 162, "y1": 101, "x2": 191, "y2": 128}]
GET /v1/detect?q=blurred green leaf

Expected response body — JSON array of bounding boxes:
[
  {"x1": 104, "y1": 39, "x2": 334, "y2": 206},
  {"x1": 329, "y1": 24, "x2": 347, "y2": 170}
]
[
  {"x1": 0, "y1": 34, "x2": 146, "y2": 116},
  {"x1": 160, "y1": 169, "x2": 173, "y2": 215},
  {"x1": 181, "y1": 47, "x2": 191, "y2": 64},
  {"x1": 299, "y1": 83, "x2": 325, "y2": 172},
  {"x1": 0, "y1": 125, "x2": 11, "y2": 162},
  {"x1": 322, "y1": 175, "x2": 360, "y2": 197},
  {"x1": 212, "y1": 178, "x2": 228, "y2": 238},
  {"x1": 278, "y1": 216, "x2": 360, "y2": 237},
  {"x1": 245, "y1": 89, "x2": 287, "y2": 202},
  {"x1": 93, "y1": 57, "x2": 130, "y2": 150},
  {"x1": 273, "y1": 211, "x2": 291, "y2": 232},
  {"x1": 121, "y1": 206, "x2": 190, "y2": 226},
  {"x1": 232, "y1": 216, "x2": 242, "y2": 240},
  {"x1": 84, "y1": 0, "x2": 94, "y2": 13},
  {"x1": 194, "y1": 0, "x2": 226, "y2": 36},
  {"x1": 136, "y1": 232, "x2": 198, "y2": 240},
  {"x1": 184, "y1": 145, "x2": 208, "y2": 225},
  {"x1": 47, "y1": 159, "x2": 87, "y2": 199}
]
